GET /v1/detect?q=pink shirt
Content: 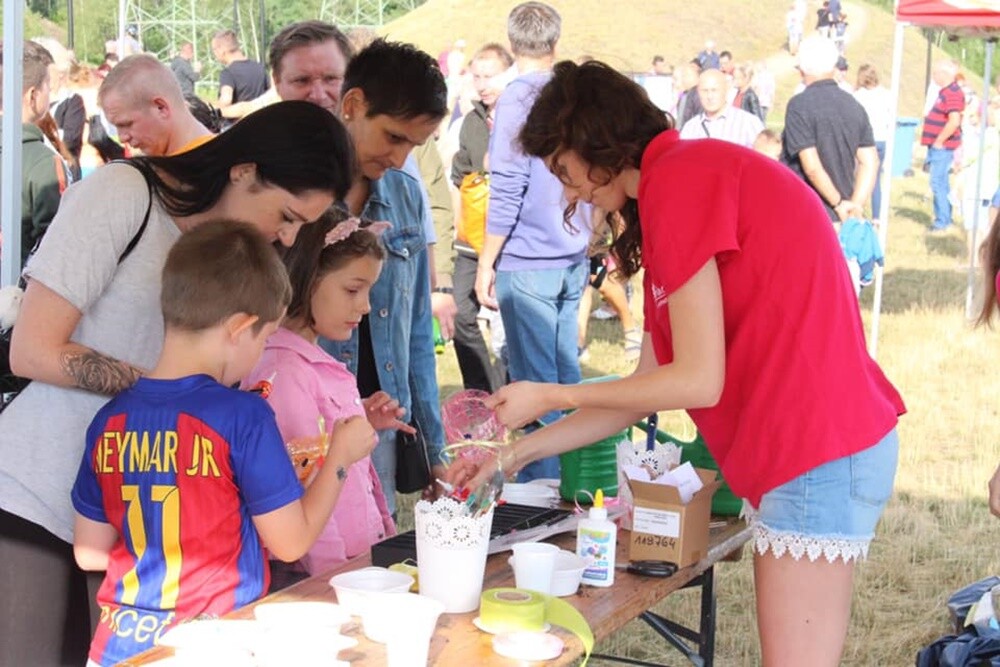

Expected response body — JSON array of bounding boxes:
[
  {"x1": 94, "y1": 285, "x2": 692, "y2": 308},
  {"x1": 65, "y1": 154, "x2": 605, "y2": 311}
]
[{"x1": 243, "y1": 327, "x2": 395, "y2": 575}]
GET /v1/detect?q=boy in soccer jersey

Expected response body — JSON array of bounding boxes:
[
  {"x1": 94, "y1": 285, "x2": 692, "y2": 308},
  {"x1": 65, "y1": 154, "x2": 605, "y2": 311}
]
[{"x1": 70, "y1": 220, "x2": 377, "y2": 666}]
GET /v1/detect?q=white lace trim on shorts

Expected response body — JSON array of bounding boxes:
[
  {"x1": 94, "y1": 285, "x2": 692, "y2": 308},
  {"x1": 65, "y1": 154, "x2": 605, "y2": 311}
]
[{"x1": 741, "y1": 500, "x2": 871, "y2": 564}]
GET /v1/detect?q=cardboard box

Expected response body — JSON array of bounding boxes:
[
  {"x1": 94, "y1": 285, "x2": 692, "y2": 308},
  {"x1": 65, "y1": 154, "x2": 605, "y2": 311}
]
[{"x1": 627, "y1": 468, "x2": 721, "y2": 567}]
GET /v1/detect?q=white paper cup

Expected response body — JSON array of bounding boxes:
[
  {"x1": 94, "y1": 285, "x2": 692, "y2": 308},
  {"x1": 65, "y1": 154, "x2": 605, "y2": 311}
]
[
  {"x1": 510, "y1": 542, "x2": 559, "y2": 594},
  {"x1": 378, "y1": 593, "x2": 446, "y2": 667},
  {"x1": 328, "y1": 567, "x2": 414, "y2": 616}
]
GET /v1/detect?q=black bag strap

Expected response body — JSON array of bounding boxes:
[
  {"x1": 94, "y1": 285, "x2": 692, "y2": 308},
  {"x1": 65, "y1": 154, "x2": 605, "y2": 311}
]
[{"x1": 110, "y1": 160, "x2": 154, "y2": 265}]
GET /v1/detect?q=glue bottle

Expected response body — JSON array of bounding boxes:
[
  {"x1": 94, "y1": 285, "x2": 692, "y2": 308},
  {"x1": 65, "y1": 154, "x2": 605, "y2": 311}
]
[{"x1": 576, "y1": 488, "x2": 616, "y2": 587}]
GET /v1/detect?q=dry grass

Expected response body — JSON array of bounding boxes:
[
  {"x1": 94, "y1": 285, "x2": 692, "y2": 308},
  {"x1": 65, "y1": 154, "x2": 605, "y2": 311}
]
[{"x1": 385, "y1": 1, "x2": 1000, "y2": 664}]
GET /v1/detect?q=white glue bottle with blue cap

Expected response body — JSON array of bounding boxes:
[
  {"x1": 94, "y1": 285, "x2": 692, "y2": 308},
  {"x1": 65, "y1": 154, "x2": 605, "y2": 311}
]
[{"x1": 576, "y1": 489, "x2": 616, "y2": 587}]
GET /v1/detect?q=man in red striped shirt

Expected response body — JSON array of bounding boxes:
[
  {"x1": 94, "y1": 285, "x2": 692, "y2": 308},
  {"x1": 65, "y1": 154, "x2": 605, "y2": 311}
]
[{"x1": 921, "y1": 60, "x2": 964, "y2": 231}]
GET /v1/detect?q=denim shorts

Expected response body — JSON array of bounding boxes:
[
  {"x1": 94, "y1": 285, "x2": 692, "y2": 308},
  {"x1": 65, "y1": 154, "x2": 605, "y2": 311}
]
[{"x1": 747, "y1": 428, "x2": 899, "y2": 564}]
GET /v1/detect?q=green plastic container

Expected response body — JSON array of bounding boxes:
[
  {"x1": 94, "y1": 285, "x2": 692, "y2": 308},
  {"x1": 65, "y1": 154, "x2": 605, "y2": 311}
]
[
  {"x1": 558, "y1": 431, "x2": 622, "y2": 503},
  {"x1": 636, "y1": 421, "x2": 743, "y2": 517},
  {"x1": 558, "y1": 375, "x2": 622, "y2": 503}
]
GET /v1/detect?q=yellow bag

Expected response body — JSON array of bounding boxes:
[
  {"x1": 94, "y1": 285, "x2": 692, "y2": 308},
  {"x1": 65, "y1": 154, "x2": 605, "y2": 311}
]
[{"x1": 458, "y1": 172, "x2": 489, "y2": 254}]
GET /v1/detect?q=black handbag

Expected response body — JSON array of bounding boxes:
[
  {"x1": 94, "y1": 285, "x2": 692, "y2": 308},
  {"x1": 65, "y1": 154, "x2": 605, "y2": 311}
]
[
  {"x1": 0, "y1": 161, "x2": 153, "y2": 412},
  {"x1": 395, "y1": 421, "x2": 431, "y2": 493}
]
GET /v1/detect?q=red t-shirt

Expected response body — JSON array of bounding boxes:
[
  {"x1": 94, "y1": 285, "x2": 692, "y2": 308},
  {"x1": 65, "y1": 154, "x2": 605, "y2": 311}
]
[{"x1": 639, "y1": 130, "x2": 905, "y2": 507}]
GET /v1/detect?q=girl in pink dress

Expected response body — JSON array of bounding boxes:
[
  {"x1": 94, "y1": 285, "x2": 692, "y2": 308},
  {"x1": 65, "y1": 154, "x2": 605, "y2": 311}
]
[{"x1": 244, "y1": 211, "x2": 411, "y2": 578}]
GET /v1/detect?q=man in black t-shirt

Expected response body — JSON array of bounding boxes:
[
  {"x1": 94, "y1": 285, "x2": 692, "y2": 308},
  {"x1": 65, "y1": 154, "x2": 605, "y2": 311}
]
[
  {"x1": 211, "y1": 30, "x2": 269, "y2": 118},
  {"x1": 781, "y1": 36, "x2": 877, "y2": 223}
]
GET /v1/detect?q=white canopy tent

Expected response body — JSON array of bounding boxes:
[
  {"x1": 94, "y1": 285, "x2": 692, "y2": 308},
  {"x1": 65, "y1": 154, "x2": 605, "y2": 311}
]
[{"x1": 872, "y1": 0, "x2": 1000, "y2": 356}]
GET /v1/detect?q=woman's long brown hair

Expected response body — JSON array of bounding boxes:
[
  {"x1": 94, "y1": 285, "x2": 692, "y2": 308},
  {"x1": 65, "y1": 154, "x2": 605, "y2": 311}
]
[
  {"x1": 519, "y1": 60, "x2": 672, "y2": 278},
  {"x1": 977, "y1": 210, "x2": 1000, "y2": 326}
]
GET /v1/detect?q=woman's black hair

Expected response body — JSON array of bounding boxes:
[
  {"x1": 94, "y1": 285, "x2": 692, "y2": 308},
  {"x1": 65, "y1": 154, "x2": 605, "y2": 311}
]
[
  {"x1": 131, "y1": 101, "x2": 355, "y2": 217},
  {"x1": 342, "y1": 39, "x2": 448, "y2": 121},
  {"x1": 281, "y1": 208, "x2": 386, "y2": 327},
  {"x1": 519, "y1": 60, "x2": 673, "y2": 278},
  {"x1": 184, "y1": 95, "x2": 223, "y2": 134}
]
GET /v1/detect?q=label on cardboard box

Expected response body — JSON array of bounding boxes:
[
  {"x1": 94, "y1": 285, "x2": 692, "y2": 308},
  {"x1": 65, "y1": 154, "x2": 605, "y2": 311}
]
[{"x1": 632, "y1": 507, "x2": 681, "y2": 538}]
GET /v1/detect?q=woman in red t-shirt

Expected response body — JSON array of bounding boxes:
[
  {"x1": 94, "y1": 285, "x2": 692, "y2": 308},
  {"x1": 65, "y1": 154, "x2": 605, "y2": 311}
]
[{"x1": 448, "y1": 61, "x2": 905, "y2": 666}]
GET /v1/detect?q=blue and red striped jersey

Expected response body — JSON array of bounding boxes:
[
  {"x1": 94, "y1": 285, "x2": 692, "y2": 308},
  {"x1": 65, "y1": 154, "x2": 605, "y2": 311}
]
[
  {"x1": 921, "y1": 82, "x2": 965, "y2": 149},
  {"x1": 71, "y1": 374, "x2": 303, "y2": 666}
]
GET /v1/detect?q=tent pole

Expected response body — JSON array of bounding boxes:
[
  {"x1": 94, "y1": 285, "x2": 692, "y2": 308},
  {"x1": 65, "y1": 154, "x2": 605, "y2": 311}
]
[
  {"x1": 118, "y1": 0, "x2": 127, "y2": 59},
  {"x1": 2, "y1": 4, "x2": 25, "y2": 287},
  {"x1": 871, "y1": 19, "x2": 907, "y2": 358},
  {"x1": 965, "y1": 39, "x2": 995, "y2": 320},
  {"x1": 67, "y1": 0, "x2": 75, "y2": 50}
]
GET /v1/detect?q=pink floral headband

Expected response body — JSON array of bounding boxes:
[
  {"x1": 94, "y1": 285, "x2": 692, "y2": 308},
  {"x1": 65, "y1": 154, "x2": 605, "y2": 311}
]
[{"x1": 324, "y1": 217, "x2": 393, "y2": 246}]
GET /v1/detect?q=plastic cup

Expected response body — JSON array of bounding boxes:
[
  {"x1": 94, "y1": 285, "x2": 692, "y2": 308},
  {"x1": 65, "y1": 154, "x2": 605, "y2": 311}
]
[
  {"x1": 364, "y1": 592, "x2": 444, "y2": 667},
  {"x1": 510, "y1": 542, "x2": 559, "y2": 594}
]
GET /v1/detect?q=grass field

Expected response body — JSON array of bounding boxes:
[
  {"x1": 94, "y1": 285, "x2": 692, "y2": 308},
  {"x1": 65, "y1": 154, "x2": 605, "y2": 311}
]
[{"x1": 396, "y1": 171, "x2": 1000, "y2": 667}]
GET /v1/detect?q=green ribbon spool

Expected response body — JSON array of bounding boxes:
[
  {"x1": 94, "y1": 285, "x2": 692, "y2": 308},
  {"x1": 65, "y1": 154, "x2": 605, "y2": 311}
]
[{"x1": 479, "y1": 588, "x2": 594, "y2": 665}]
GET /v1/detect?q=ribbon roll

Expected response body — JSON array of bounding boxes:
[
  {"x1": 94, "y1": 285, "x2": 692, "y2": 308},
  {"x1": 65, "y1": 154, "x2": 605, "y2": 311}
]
[{"x1": 479, "y1": 588, "x2": 594, "y2": 665}]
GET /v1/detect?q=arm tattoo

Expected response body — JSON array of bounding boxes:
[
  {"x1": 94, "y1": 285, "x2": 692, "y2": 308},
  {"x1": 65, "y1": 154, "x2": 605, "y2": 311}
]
[{"x1": 59, "y1": 349, "x2": 143, "y2": 396}]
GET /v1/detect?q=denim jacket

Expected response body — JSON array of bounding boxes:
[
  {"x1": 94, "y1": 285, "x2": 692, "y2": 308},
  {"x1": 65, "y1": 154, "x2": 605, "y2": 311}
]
[{"x1": 321, "y1": 169, "x2": 445, "y2": 465}]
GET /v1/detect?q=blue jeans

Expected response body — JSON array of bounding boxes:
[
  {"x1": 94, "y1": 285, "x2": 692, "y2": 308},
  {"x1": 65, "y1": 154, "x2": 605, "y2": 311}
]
[
  {"x1": 370, "y1": 429, "x2": 398, "y2": 516},
  {"x1": 751, "y1": 428, "x2": 898, "y2": 563},
  {"x1": 496, "y1": 262, "x2": 587, "y2": 481},
  {"x1": 872, "y1": 141, "x2": 886, "y2": 218},
  {"x1": 927, "y1": 146, "x2": 955, "y2": 229}
]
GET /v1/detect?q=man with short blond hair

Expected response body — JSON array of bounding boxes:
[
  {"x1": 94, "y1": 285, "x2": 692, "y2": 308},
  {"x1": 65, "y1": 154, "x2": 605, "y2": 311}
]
[
  {"x1": 98, "y1": 54, "x2": 211, "y2": 156},
  {"x1": 211, "y1": 29, "x2": 268, "y2": 114}
]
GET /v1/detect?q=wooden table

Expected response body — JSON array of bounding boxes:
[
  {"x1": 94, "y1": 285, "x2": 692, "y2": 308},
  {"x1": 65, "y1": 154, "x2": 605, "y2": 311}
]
[{"x1": 125, "y1": 521, "x2": 751, "y2": 667}]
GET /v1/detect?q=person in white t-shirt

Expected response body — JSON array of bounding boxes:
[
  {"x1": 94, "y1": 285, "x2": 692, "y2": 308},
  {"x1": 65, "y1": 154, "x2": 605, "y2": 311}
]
[{"x1": 853, "y1": 64, "x2": 893, "y2": 220}]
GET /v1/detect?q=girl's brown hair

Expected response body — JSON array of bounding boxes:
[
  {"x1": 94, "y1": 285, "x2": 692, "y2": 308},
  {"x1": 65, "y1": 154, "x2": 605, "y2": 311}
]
[
  {"x1": 977, "y1": 210, "x2": 1000, "y2": 326},
  {"x1": 281, "y1": 208, "x2": 385, "y2": 327},
  {"x1": 518, "y1": 60, "x2": 673, "y2": 277}
]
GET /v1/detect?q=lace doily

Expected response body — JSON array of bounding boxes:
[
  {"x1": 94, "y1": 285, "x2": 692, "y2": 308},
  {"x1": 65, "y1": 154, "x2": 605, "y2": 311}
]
[
  {"x1": 618, "y1": 440, "x2": 682, "y2": 476},
  {"x1": 414, "y1": 498, "x2": 494, "y2": 549},
  {"x1": 750, "y1": 522, "x2": 871, "y2": 564}
]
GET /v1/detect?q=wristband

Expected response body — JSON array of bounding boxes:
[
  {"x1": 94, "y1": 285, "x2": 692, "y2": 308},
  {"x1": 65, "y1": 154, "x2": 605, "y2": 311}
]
[{"x1": 432, "y1": 287, "x2": 454, "y2": 294}]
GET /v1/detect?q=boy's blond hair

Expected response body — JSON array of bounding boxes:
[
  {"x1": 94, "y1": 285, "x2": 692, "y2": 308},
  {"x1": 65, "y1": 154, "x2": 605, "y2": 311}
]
[{"x1": 161, "y1": 220, "x2": 291, "y2": 334}]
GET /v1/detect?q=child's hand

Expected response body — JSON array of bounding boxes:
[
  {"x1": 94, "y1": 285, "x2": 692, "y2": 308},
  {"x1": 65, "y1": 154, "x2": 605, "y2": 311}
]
[
  {"x1": 329, "y1": 415, "x2": 377, "y2": 467},
  {"x1": 363, "y1": 392, "x2": 417, "y2": 434}
]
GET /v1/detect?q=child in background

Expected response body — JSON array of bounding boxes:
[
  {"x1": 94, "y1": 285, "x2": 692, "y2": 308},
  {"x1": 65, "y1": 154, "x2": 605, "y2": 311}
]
[
  {"x1": 243, "y1": 211, "x2": 404, "y2": 580},
  {"x1": 753, "y1": 128, "x2": 783, "y2": 160},
  {"x1": 71, "y1": 220, "x2": 377, "y2": 667},
  {"x1": 578, "y1": 209, "x2": 640, "y2": 362}
]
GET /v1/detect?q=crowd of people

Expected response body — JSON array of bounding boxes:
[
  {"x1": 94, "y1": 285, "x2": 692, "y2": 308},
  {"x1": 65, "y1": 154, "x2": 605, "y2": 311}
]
[{"x1": 2, "y1": 0, "x2": 996, "y2": 665}]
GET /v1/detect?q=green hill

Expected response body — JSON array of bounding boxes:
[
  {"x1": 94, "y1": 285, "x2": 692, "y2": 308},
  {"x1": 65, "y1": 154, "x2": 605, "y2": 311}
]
[{"x1": 380, "y1": 0, "x2": 970, "y2": 126}]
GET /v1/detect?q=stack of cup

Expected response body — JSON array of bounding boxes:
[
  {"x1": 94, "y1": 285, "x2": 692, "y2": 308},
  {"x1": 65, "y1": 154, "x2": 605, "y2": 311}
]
[{"x1": 361, "y1": 592, "x2": 445, "y2": 667}]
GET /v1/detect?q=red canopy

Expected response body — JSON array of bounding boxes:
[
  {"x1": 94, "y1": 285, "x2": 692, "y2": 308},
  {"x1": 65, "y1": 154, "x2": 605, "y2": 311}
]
[{"x1": 897, "y1": 0, "x2": 1000, "y2": 34}]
